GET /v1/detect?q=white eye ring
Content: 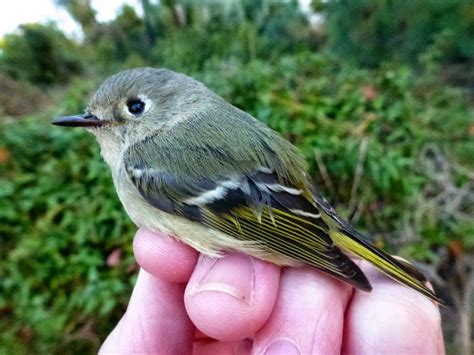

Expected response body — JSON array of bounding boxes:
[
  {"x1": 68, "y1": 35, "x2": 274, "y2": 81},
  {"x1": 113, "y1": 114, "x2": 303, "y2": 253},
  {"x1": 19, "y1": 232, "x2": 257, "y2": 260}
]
[
  {"x1": 124, "y1": 95, "x2": 152, "y2": 117},
  {"x1": 127, "y1": 99, "x2": 145, "y2": 115}
]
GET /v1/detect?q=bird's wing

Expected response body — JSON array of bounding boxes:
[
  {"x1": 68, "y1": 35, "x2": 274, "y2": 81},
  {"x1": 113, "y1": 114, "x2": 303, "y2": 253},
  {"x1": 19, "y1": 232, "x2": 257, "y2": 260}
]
[
  {"x1": 123, "y1": 133, "x2": 372, "y2": 291},
  {"x1": 307, "y1": 186, "x2": 442, "y2": 303},
  {"x1": 122, "y1": 107, "x2": 442, "y2": 304}
]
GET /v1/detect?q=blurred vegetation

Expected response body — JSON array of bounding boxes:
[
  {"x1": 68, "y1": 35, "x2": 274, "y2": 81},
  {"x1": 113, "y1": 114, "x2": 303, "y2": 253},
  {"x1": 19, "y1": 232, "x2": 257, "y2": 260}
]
[
  {"x1": 320, "y1": 0, "x2": 474, "y2": 67},
  {"x1": 0, "y1": 23, "x2": 83, "y2": 85},
  {"x1": 0, "y1": 0, "x2": 473, "y2": 353}
]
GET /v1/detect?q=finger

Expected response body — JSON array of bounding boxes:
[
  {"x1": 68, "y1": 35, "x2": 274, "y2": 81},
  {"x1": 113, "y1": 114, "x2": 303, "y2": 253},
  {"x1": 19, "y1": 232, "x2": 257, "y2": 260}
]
[
  {"x1": 184, "y1": 253, "x2": 281, "y2": 342},
  {"x1": 193, "y1": 338, "x2": 253, "y2": 355},
  {"x1": 253, "y1": 267, "x2": 353, "y2": 355},
  {"x1": 133, "y1": 228, "x2": 199, "y2": 283},
  {"x1": 99, "y1": 269, "x2": 194, "y2": 354},
  {"x1": 343, "y1": 260, "x2": 444, "y2": 354},
  {"x1": 193, "y1": 328, "x2": 252, "y2": 354},
  {"x1": 193, "y1": 329, "x2": 252, "y2": 354}
]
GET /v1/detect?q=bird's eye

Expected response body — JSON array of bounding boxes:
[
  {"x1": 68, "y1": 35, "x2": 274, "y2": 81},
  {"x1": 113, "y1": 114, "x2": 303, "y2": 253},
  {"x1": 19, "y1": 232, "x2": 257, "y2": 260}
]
[{"x1": 126, "y1": 98, "x2": 145, "y2": 115}]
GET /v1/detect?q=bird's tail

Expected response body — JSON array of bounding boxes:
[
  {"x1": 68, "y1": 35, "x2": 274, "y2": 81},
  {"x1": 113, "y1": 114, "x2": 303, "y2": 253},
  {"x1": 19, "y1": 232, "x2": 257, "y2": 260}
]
[{"x1": 330, "y1": 228, "x2": 444, "y2": 305}]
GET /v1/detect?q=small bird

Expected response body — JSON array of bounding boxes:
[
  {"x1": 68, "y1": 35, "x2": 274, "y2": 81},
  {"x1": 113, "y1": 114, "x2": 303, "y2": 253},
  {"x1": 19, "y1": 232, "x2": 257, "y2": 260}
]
[{"x1": 53, "y1": 67, "x2": 441, "y2": 303}]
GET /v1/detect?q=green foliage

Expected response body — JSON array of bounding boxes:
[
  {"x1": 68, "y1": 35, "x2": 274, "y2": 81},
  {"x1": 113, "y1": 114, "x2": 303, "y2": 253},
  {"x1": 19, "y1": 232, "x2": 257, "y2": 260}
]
[
  {"x1": 54, "y1": 0, "x2": 99, "y2": 39},
  {"x1": 322, "y1": 0, "x2": 474, "y2": 66},
  {"x1": 88, "y1": 0, "x2": 314, "y2": 75},
  {"x1": 92, "y1": 5, "x2": 150, "y2": 73},
  {"x1": 0, "y1": 74, "x2": 50, "y2": 116},
  {"x1": 0, "y1": 115, "x2": 136, "y2": 352},
  {"x1": 0, "y1": 23, "x2": 82, "y2": 85}
]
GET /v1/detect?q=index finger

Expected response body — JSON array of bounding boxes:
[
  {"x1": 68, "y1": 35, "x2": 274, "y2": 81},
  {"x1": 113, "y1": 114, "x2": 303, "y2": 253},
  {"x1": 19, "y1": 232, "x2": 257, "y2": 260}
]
[{"x1": 99, "y1": 269, "x2": 194, "y2": 354}]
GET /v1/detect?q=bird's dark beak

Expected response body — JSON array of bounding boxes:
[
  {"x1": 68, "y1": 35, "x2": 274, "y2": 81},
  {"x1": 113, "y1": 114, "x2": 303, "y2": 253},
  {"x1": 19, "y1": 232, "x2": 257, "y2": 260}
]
[{"x1": 52, "y1": 113, "x2": 103, "y2": 128}]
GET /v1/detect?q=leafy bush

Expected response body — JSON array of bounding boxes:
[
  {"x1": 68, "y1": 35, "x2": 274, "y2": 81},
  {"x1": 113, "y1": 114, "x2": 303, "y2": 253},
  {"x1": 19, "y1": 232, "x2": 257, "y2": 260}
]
[
  {"x1": 0, "y1": 107, "x2": 136, "y2": 352},
  {"x1": 0, "y1": 74, "x2": 51, "y2": 117},
  {"x1": 321, "y1": 0, "x2": 474, "y2": 66},
  {"x1": 0, "y1": 23, "x2": 82, "y2": 85}
]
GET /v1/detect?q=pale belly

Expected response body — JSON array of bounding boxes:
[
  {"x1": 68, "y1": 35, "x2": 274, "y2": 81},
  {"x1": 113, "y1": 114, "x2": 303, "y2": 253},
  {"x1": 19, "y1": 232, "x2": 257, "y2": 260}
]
[{"x1": 112, "y1": 164, "x2": 296, "y2": 266}]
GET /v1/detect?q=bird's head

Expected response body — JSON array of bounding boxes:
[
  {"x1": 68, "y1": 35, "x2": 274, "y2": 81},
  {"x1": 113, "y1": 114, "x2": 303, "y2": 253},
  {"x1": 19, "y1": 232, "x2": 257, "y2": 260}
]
[{"x1": 53, "y1": 67, "x2": 213, "y2": 165}]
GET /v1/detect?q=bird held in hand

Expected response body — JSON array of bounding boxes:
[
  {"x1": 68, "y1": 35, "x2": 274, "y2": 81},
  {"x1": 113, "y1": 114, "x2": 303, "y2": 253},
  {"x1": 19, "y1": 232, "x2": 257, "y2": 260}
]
[{"x1": 53, "y1": 67, "x2": 442, "y2": 304}]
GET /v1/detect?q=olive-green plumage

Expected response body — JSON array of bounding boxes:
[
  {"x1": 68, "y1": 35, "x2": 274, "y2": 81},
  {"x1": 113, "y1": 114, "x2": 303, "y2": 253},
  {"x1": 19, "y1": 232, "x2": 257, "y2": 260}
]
[{"x1": 53, "y1": 67, "x2": 442, "y2": 304}]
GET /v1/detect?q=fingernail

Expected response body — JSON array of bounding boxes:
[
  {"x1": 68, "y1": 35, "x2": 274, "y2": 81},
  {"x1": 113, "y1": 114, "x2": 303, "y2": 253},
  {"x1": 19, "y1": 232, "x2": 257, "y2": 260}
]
[
  {"x1": 264, "y1": 339, "x2": 300, "y2": 355},
  {"x1": 192, "y1": 253, "x2": 255, "y2": 303}
]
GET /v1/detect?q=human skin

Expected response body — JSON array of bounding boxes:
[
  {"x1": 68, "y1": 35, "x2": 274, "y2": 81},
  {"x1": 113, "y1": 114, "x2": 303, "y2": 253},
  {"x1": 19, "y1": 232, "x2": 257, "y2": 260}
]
[{"x1": 99, "y1": 228, "x2": 445, "y2": 354}]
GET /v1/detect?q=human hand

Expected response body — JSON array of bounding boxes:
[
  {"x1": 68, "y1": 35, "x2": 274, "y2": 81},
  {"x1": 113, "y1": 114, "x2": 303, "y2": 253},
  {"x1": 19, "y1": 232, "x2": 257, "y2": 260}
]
[{"x1": 100, "y1": 228, "x2": 444, "y2": 354}]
